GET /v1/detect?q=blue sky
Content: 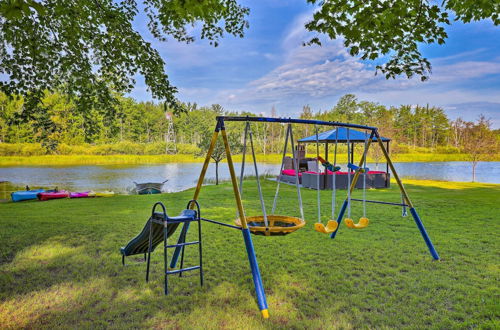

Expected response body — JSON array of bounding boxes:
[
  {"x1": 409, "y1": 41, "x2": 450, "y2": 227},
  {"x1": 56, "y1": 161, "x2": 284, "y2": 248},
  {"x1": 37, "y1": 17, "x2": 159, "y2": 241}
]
[{"x1": 130, "y1": 0, "x2": 500, "y2": 127}]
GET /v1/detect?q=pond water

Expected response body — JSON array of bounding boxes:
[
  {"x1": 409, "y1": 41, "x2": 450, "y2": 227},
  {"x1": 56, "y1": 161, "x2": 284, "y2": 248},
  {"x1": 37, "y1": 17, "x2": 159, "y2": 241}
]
[{"x1": 0, "y1": 161, "x2": 498, "y2": 197}]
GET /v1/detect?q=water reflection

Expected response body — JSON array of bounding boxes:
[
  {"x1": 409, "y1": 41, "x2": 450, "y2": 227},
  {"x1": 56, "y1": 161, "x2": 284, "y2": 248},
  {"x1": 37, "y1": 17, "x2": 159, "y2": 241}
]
[{"x1": 0, "y1": 161, "x2": 498, "y2": 196}]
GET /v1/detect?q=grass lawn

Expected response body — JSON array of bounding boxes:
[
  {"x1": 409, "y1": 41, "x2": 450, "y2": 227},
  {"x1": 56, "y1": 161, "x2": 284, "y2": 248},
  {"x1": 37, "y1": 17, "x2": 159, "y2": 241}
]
[{"x1": 0, "y1": 179, "x2": 498, "y2": 328}]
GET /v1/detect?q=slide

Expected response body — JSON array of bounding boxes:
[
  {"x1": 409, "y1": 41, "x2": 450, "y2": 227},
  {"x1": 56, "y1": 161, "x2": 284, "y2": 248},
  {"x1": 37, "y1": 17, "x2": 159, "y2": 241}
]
[{"x1": 120, "y1": 215, "x2": 180, "y2": 257}]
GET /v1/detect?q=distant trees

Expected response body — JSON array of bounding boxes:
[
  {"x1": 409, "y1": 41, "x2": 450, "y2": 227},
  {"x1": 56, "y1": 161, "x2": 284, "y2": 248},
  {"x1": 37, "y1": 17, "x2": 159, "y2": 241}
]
[{"x1": 0, "y1": 92, "x2": 499, "y2": 169}]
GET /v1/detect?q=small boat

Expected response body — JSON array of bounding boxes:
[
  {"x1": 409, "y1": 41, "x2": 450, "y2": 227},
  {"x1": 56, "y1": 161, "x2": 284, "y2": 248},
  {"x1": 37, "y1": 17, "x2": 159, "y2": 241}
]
[
  {"x1": 37, "y1": 190, "x2": 69, "y2": 201},
  {"x1": 94, "y1": 191, "x2": 115, "y2": 197},
  {"x1": 11, "y1": 187, "x2": 46, "y2": 202},
  {"x1": 69, "y1": 191, "x2": 94, "y2": 198},
  {"x1": 133, "y1": 180, "x2": 168, "y2": 195}
]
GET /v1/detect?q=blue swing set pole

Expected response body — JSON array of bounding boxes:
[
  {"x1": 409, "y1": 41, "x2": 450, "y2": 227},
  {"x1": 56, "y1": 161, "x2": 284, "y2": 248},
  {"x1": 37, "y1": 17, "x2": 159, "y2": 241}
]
[
  {"x1": 330, "y1": 199, "x2": 348, "y2": 239},
  {"x1": 330, "y1": 130, "x2": 375, "y2": 239},
  {"x1": 372, "y1": 129, "x2": 440, "y2": 260}
]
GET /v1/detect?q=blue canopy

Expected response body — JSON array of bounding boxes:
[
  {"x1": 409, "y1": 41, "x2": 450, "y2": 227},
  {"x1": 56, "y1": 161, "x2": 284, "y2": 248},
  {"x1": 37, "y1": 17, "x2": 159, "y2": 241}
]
[{"x1": 298, "y1": 127, "x2": 390, "y2": 143}]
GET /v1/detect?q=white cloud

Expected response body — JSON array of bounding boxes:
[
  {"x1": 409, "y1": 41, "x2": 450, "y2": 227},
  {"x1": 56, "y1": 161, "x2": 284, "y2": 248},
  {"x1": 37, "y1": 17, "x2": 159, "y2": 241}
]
[
  {"x1": 132, "y1": 6, "x2": 500, "y2": 124},
  {"x1": 207, "y1": 14, "x2": 500, "y2": 117}
]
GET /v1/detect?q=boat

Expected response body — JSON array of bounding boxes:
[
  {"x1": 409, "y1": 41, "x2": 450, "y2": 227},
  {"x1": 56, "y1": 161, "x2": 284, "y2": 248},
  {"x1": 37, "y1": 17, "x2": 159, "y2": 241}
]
[
  {"x1": 11, "y1": 187, "x2": 46, "y2": 202},
  {"x1": 37, "y1": 190, "x2": 69, "y2": 201},
  {"x1": 94, "y1": 191, "x2": 115, "y2": 197},
  {"x1": 69, "y1": 191, "x2": 94, "y2": 198},
  {"x1": 133, "y1": 180, "x2": 168, "y2": 195}
]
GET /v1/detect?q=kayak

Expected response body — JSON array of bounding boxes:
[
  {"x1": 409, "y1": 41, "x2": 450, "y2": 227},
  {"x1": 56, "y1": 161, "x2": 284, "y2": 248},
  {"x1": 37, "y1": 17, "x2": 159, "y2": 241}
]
[
  {"x1": 69, "y1": 191, "x2": 94, "y2": 198},
  {"x1": 94, "y1": 191, "x2": 115, "y2": 197},
  {"x1": 11, "y1": 189, "x2": 45, "y2": 202},
  {"x1": 37, "y1": 190, "x2": 69, "y2": 201}
]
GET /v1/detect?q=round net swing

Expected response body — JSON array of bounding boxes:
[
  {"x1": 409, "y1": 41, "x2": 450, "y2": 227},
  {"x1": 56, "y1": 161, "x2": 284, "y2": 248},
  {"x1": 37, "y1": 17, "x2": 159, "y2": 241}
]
[
  {"x1": 235, "y1": 121, "x2": 305, "y2": 236},
  {"x1": 235, "y1": 215, "x2": 305, "y2": 236}
]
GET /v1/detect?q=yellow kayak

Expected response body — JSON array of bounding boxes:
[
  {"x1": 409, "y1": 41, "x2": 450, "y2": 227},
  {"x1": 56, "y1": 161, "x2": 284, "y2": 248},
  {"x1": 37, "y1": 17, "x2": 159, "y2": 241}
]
[{"x1": 92, "y1": 191, "x2": 115, "y2": 197}]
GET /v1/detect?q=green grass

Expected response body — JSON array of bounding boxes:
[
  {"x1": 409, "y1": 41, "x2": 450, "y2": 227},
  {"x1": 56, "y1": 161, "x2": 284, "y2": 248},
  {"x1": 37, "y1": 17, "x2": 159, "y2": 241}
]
[
  {"x1": 0, "y1": 180, "x2": 499, "y2": 328},
  {"x1": 1, "y1": 152, "x2": 497, "y2": 166}
]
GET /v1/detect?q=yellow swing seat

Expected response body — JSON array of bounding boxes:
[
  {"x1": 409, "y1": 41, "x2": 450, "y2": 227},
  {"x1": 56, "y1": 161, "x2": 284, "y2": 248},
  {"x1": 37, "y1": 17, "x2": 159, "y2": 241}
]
[
  {"x1": 345, "y1": 217, "x2": 369, "y2": 229},
  {"x1": 314, "y1": 220, "x2": 339, "y2": 234}
]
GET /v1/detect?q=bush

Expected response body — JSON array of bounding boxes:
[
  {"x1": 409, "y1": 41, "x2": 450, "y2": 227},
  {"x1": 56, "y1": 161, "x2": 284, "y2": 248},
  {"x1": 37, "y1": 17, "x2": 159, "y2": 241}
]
[
  {"x1": 144, "y1": 142, "x2": 167, "y2": 155},
  {"x1": 111, "y1": 141, "x2": 144, "y2": 155},
  {"x1": 56, "y1": 143, "x2": 93, "y2": 155},
  {"x1": 176, "y1": 143, "x2": 200, "y2": 154},
  {"x1": 22, "y1": 143, "x2": 47, "y2": 156},
  {"x1": 92, "y1": 144, "x2": 115, "y2": 155},
  {"x1": 392, "y1": 143, "x2": 410, "y2": 154},
  {"x1": 0, "y1": 143, "x2": 46, "y2": 156},
  {"x1": 435, "y1": 146, "x2": 461, "y2": 154},
  {"x1": 0, "y1": 141, "x2": 202, "y2": 156}
]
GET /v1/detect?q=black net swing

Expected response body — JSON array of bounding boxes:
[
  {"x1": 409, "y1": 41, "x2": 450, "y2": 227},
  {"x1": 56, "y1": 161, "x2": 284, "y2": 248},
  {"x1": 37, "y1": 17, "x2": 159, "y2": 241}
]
[{"x1": 234, "y1": 121, "x2": 305, "y2": 236}]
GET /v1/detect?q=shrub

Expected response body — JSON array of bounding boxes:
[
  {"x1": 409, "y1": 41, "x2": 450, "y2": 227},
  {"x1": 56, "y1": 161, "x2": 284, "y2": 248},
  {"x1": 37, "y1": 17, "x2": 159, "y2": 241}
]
[
  {"x1": 435, "y1": 146, "x2": 461, "y2": 154},
  {"x1": 176, "y1": 143, "x2": 200, "y2": 154},
  {"x1": 144, "y1": 142, "x2": 167, "y2": 155},
  {"x1": 56, "y1": 143, "x2": 93, "y2": 155},
  {"x1": 91, "y1": 144, "x2": 114, "y2": 155},
  {"x1": 0, "y1": 143, "x2": 46, "y2": 156},
  {"x1": 0, "y1": 143, "x2": 20, "y2": 156},
  {"x1": 392, "y1": 143, "x2": 410, "y2": 154},
  {"x1": 23, "y1": 143, "x2": 47, "y2": 155}
]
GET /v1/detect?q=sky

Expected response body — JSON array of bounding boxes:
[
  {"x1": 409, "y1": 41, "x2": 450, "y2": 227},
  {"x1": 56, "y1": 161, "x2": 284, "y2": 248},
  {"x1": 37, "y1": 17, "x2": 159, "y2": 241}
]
[{"x1": 130, "y1": 0, "x2": 500, "y2": 128}]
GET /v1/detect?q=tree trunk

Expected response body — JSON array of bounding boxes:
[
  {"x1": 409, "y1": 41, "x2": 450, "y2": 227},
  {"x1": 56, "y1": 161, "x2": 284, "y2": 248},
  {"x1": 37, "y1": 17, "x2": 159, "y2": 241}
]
[
  {"x1": 215, "y1": 161, "x2": 219, "y2": 185},
  {"x1": 472, "y1": 161, "x2": 477, "y2": 182}
]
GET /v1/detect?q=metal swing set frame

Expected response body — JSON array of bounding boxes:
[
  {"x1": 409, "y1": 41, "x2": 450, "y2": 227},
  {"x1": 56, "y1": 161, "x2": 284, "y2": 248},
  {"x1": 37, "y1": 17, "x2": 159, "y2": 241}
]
[{"x1": 188, "y1": 116, "x2": 440, "y2": 319}]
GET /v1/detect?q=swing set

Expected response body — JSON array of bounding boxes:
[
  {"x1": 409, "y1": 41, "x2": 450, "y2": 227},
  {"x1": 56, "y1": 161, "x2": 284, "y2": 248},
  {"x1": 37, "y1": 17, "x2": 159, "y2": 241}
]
[{"x1": 171, "y1": 116, "x2": 439, "y2": 318}]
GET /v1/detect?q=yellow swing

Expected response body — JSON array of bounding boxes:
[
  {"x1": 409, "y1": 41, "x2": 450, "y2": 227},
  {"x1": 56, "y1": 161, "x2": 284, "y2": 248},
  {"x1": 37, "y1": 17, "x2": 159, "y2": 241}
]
[
  {"x1": 313, "y1": 125, "x2": 339, "y2": 234},
  {"x1": 344, "y1": 128, "x2": 369, "y2": 229}
]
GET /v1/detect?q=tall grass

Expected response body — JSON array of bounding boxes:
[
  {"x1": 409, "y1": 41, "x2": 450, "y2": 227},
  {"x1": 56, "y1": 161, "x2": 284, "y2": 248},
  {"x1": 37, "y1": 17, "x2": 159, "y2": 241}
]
[
  {"x1": 0, "y1": 142, "x2": 200, "y2": 156},
  {"x1": 1, "y1": 152, "x2": 498, "y2": 166}
]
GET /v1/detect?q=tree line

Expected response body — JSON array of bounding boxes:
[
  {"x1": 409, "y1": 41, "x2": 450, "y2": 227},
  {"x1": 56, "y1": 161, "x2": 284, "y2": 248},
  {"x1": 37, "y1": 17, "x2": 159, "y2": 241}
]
[{"x1": 0, "y1": 92, "x2": 498, "y2": 157}]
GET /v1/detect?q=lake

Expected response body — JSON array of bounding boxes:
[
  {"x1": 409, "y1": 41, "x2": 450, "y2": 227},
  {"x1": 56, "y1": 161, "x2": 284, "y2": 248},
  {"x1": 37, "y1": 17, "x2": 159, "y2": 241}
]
[{"x1": 0, "y1": 161, "x2": 498, "y2": 197}]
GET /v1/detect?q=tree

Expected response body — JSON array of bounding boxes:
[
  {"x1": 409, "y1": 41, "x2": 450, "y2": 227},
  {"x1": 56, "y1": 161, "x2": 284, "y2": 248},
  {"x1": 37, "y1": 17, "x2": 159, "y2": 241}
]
[
  {"x1": 299, "y1": 105, "x2": 313, "y2": 138},
  {"x1": 461, "y1": 115, "x2": 498, "y2": 182},
  {"x1": 197, "y1": 132, "x2": 241, "y2": 185},
  {"x1": 305, "y1": 0, "x2": 499, "y2": 81},
  {"x1": 0, "y1": 0, "x2": 250, "y2": 117},
  {"x1": 450, "y1": 118, "x2": 467, "y2": 148}
]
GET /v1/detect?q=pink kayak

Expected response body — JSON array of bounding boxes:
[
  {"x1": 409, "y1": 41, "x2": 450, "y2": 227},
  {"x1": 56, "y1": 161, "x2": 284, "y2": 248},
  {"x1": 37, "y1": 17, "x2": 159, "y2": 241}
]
[
  {"x1": 37, "y1": 190, "x2": 69, "y2": 201},
  {"x1": 69, "y1": 191, "x2": 93, "y2": 198}
]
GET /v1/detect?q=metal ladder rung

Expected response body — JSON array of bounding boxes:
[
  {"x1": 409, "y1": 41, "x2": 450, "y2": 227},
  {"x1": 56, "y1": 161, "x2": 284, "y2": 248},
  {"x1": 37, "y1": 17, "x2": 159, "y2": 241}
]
[
  {"x1": 166, "y1": 265, "x2": 200, "y2": 275},
  {"x1": 166, "y1": 241, "x2": 199, "y2": 248}
]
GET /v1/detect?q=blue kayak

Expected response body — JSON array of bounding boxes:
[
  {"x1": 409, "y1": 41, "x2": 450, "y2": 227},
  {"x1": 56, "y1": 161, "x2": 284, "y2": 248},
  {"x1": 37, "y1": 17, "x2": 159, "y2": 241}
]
[{"x1": 11, "y1": 189, "x2": 46, "y2": 202}]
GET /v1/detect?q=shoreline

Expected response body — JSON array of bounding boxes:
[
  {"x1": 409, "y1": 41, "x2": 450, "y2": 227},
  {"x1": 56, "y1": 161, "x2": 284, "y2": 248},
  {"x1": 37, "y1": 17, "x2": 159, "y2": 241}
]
[{"x1": 1, "y1": 153, "x2": 497, "y2": 166}]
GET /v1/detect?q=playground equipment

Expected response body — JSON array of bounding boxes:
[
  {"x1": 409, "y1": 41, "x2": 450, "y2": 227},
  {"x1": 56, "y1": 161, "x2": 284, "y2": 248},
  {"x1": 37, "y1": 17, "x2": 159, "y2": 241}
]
[
  {"x1": 313, "y1": 125, "x2": 339, "y2": 234},
  {"x1": 344, "y1": 128, "x2": 370, "y2": 229},
  {"x1": 235, "y1": 121, "x2": 306, "y2": 236},
  {"x1": 120, "y1": 200, "x2": 203, "y2": 294},
  {"x1": 317, "y1": 156, "x2": 341, "y2": 172},
  {"x1": 299, "y1": 127, "x2": 391, "y2": 189},
  {"x1": 195, "y1": 116, "x2": 439, "y2": 318},
  {"x1": 122, "y1": 116, "x2": 440, "y2": 319}
]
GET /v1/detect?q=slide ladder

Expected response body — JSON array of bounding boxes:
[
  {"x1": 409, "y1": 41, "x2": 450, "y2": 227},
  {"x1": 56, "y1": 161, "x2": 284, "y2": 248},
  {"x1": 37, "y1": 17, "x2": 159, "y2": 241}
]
[{"x1": 120, "y1": 200, "x2": 203, "y2": 294}]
